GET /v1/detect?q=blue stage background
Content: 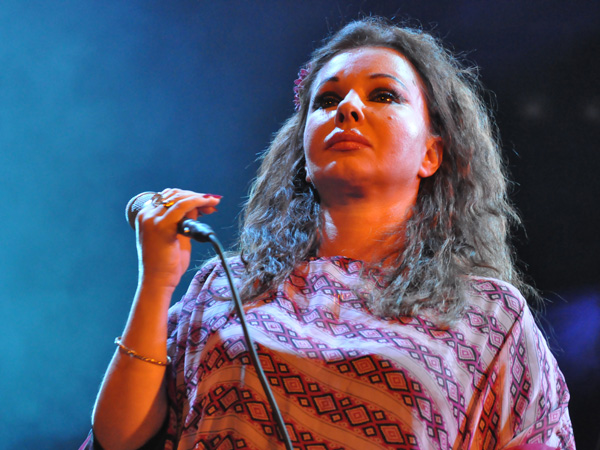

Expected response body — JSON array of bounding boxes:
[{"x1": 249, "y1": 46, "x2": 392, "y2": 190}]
[{"x1": 0, "y1": 1, "x2": 598, "y2": 448}]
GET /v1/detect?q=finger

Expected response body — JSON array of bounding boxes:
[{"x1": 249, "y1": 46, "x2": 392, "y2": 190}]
[
  {"x1": 135, "y1": 189, "x2": 221, "y2": 233},
  {"x1": 157, "y1": 189, "x2": 222, "y2": 207},
  {"x1": 145, "y1": 190, "x2": 220, "y2": 215},
  {"x1": 156, "y1": 194, "x2": 221, "y2": 226},
  {"x1": 197, "y1": 205, "x2": 218, "y2": 215}
]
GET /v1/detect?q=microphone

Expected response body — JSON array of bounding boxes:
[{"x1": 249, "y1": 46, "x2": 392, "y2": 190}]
[{"x1": 125, "y1": 192, "x2": 215, "y2": 242}]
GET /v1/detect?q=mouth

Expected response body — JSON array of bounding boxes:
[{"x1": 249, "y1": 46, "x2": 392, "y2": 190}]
[{"x1": 325, "y1": 130, "x2": 371, "y2": 150}]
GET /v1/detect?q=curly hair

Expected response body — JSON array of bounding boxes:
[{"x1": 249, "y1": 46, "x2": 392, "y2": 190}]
[{"x1": 235, "y1": 17, "x2": 532, "y2": 325}]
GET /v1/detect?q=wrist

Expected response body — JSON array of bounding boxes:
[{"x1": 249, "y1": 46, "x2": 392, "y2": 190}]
[{"x1": 137, "y1": 271, "x2": 180, "y2": 293}]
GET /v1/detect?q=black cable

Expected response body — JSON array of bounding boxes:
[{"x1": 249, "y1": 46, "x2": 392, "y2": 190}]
[{"x1": 180, "y1": 220, "x2": 294, "y2": 450}]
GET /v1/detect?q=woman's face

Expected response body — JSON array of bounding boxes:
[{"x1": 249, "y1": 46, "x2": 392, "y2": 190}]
[{"x1": 303, "y1": 46, "x2": 442, "y2": 204}]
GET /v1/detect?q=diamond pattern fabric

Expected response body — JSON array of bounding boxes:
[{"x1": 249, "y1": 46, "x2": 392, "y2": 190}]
[{"x1": 161, "y1": 256, "x2": 574, "y2": 450}]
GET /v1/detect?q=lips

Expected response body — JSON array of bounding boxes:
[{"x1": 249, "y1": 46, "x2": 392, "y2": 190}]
[{"x1": 325, "y1": 130, "x2": 371, "y2": 150}]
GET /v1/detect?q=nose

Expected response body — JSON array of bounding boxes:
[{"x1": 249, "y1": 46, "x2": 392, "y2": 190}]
[{"x1": 335, "y1": 91, "x2": 365, "y2": 126}]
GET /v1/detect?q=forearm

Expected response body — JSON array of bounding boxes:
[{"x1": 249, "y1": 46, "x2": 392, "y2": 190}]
[{"x1": 91, "y1": 281, "x2": 174, "y2": 450}]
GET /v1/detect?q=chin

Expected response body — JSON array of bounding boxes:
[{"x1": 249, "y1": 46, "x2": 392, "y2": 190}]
[{"x1": 314, "y1": 172, "x2": 370, "y2": 197}]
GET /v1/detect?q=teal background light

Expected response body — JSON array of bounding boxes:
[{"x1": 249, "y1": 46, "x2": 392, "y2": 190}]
[{"x1": 0, "y1": 1, "x2": 598, "y2": 448}]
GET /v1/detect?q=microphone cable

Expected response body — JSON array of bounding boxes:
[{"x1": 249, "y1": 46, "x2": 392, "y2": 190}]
[{"x1": 179, "y1": 220, "x2": 294, "y2": 450}]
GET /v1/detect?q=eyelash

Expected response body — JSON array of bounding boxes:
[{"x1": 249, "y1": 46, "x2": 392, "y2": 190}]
[{"x1": 313, "y1": 88, "x2": 404, "y2": 109}]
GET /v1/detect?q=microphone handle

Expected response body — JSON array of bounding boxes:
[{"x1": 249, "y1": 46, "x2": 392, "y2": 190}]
[{"x1": 178, "y1": 219, "x2": 214, "y2": 242}]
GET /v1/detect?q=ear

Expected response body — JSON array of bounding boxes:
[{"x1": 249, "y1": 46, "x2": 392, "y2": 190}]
[
  {"x1": 418, "y1": 136, "x2": 443, "y2": 178},
  {"x1": 305, "y1": 165, "x2": 313, "y2": 184}
]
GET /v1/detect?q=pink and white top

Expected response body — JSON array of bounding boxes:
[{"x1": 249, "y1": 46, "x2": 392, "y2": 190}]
[{"x1": 163, "y1": 256, "x2": 575, "y2": 450}]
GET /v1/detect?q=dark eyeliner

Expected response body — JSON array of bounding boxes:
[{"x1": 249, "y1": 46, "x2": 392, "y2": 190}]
[
  {"x1": 370, "y1": 88, "x2": 403, "y2": 103},
  {"x1": 313, "y1": 91, "x2": 340, "y2": 110}
]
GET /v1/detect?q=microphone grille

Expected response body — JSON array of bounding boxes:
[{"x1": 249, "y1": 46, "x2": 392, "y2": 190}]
[{"x1": 125, "y1": 192, "x2": 155, "y2": 229}]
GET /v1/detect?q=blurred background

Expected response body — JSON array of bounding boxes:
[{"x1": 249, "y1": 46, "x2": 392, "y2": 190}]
[{"x1": 1, "y1": 1, "x2": 598, "y2": 448}]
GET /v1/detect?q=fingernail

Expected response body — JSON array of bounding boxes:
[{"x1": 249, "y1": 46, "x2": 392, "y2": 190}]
[{"x1": 203, "y1": 194, "x2": 223, "y2": 199}]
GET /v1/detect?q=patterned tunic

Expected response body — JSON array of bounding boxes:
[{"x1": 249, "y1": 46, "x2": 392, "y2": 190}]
[{"x1": 162, "y1": 256, "x2": 574, "y2": 450}]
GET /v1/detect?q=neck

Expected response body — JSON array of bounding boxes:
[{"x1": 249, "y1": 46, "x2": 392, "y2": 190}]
[{"x1": 316, "y1": 192, "x2": 414, "y2": 264}]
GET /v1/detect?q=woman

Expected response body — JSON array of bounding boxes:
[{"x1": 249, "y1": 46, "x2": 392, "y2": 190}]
[{"x1": 84, "y1": 17, "x2": 575, "y2": 450}]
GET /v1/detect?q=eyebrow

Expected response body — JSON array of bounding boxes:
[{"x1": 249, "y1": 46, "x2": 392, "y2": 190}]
[
  {"x1": 369, "y1": 73, "x2": 408, "y2": 90},
  {"x1": 315, "y1": 76, "x2": 339, "y2": 91},
  {"x1": 315, "y1": 73, "x2": 408, "y2": 91}
]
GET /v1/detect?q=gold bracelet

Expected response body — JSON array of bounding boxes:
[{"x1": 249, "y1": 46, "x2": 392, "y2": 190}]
[{"x1": 114, "y1": 336, "x2": 172, "y2": 366}]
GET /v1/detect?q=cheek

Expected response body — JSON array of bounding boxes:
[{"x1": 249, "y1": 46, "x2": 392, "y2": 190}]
[
  {"x1": 379, "y1": 116, "x2": 409, "y2": 147},
  {"x1": 303, "y1": 114, "x2": 326, "y2": 158},
  {"x1": 302, "y1": 118, "x2": 314, "y2": 152},
  {"x1": 384, "y1": 114, "x2": 428, "y2": 149}
]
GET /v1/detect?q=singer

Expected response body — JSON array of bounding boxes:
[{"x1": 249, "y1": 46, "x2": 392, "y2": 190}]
[{"x1": 82, "y1": 18, "x2": 575, "y2": 450}]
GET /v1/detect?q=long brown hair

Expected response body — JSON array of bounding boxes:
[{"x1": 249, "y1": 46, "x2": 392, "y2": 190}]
[{"x1": 235, "y1": 17, "x2": 532, "y2": 324}]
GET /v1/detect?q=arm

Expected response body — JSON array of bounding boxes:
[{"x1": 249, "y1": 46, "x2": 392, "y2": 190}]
[
  {"x1": 91, "y1": 189, "x2": 221, "y2": 450},
  {"x1": 500, "y1": 305, "x2": 575, "y2": 449},
  {"x1": 465, "y1": 280, "x2": 574, "y2": 450}
]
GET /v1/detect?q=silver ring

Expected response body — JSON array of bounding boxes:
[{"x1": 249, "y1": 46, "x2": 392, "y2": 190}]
[{"x1": 150, "y1": 193, "x2": 164, "y2": 207}]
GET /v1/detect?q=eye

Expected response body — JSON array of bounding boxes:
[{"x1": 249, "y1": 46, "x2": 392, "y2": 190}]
[
  {"x1": 313, "y1": 92, "x2": 341, "y2": 110},
  {"x1": 370, "y1": 88, "x2": 404, "y2": 104}
]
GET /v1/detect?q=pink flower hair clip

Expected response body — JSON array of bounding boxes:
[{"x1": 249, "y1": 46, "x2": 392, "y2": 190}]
[{"x1": 293, "y1": 63, "x2": 312, "y2": 111}]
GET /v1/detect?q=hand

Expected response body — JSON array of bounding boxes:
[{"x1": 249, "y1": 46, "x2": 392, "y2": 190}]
[{"x1": 134, "y1": 188, "x2": 221, "y2": 290}]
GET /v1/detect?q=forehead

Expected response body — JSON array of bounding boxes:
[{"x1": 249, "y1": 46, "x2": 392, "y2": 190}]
[{"x1": 314, "y1": 46, "x2": 422, "y2": 88}]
